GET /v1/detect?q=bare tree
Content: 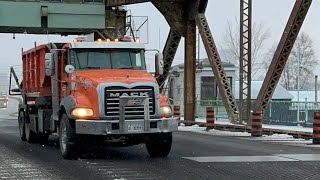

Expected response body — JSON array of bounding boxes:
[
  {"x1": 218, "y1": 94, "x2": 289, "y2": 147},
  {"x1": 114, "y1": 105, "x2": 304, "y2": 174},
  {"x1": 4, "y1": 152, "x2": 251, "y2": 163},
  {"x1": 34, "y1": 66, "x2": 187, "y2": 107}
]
[
  {"x1": 221, "y1": 20, "x2": 271, "y2": 80},
  {"x1": 279, "y1": 32, "x2": 318, "y2": 90}
]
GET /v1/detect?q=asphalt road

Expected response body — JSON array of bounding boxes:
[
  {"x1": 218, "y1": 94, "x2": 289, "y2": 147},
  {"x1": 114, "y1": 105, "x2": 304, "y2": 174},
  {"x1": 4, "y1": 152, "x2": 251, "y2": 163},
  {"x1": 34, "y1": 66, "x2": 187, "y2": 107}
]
[{"x1": 1, "y1": 100, "x2": 320, "y2": 180}]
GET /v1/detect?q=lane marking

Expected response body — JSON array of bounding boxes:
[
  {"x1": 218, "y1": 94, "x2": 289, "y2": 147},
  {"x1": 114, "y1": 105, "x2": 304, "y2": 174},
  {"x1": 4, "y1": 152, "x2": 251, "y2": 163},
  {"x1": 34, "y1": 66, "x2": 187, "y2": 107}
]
[
  {"x1": 183, "y1": 156, "x2": 298, "y2": 162},
  {"x1": 183, "y1": 154, "x2": 320, "y2": 163},
  {"x1": 275, "y1": 154, "x2": 320, "y2": 161}
]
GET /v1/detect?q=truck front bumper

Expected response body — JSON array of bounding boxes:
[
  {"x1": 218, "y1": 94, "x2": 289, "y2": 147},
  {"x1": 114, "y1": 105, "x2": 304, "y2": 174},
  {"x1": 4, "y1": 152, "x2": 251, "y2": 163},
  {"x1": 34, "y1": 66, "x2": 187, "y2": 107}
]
[{"x1": 75, "y1": 118, "x2": 178, "y2": 135}]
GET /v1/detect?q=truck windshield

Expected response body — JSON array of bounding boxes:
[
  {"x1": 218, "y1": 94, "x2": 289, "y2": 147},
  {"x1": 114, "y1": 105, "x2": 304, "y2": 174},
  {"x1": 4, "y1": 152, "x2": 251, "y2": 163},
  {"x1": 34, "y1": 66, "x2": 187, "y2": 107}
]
[{"x1": 70, "y1": 49, "x2": 146, "y2": 70}]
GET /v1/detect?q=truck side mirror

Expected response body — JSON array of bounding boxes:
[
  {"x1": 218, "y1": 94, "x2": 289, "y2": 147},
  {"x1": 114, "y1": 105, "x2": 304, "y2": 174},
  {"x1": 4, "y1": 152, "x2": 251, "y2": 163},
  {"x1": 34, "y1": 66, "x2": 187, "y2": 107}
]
[
  {"x1": 11, "y1": 88, "x2": 20, "y2": 93},
  {"x1": 45, "y1": 53, "x2": 54, "y2": 76},
  {"x1": 65, "y1": 65, "x2": 75, "y2": 74},
  {"x1": 155, "y1": 53, "x2": 164, "y2": 75}
]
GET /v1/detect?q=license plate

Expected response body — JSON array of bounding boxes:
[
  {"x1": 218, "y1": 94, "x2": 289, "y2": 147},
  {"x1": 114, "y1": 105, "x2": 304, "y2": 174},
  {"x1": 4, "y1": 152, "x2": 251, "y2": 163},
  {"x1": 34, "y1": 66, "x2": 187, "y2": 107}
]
[{"x1": 128, "y1": 124, "x2": 143, "y2": 132}]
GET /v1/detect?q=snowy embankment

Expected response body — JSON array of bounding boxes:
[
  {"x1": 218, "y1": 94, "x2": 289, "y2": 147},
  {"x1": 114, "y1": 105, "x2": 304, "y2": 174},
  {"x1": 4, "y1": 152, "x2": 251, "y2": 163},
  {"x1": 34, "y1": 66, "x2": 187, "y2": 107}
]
[
  {"x1": 178, "y1": 123, "x2": 251, "y2": 137},
  {"x1": 178, "y1": 123, "x2": 311, "y2": 142},
  {"x1": 179, "y1": 117, "x2": 313, "y2": 133}
]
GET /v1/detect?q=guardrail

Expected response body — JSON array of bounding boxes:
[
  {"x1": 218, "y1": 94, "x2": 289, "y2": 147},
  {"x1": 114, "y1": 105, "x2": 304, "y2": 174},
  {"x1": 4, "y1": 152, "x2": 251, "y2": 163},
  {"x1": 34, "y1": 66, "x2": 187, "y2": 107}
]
[
  {"x1": 177, "y1": 120, "x2": 313, "y2": 140},
  {"x1": 172, "y1": 100, "x2": 320, "y2": 127}
]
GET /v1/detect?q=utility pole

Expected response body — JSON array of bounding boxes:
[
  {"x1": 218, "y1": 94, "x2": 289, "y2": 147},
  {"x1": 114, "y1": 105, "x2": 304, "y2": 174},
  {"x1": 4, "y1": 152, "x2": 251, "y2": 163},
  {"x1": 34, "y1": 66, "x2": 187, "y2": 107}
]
[
  {"x1": 315, "y1": 75, "x2": 318, "y2": 107},
  {"x1": 198, "y1": 31, "x2": 200, "y2": 66},
  {"x1": 297, "y1": 46, "x2": 300, "y2": 126}
]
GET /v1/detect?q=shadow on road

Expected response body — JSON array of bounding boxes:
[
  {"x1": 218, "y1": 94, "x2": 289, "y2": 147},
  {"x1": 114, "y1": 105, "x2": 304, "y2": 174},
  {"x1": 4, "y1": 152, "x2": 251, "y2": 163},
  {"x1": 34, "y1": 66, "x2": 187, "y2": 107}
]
[{"x1": 44, "y1": 136, "x2": 148, "y2": 160}]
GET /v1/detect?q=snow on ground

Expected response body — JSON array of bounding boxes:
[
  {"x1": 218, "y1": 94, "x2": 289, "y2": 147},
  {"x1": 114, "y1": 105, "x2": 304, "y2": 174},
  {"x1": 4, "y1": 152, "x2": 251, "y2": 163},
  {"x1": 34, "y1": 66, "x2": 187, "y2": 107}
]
[
  {"x1": 178, "y1": 117, "x2": 313, "y2": 141},
  {"x1": 178, "y1": 124, "x2": 314, "y2": 145},
  {"x1": 179, "y1": 117, "x2": 313, "y2": 133},
  {"x1": 178, "y1": 124, "x2": 251, "y2": 137},
  {"x1": 253, "y1": 133, "x2": 306, "y2": 141},
  {"x1": 262, "y1": 124, "x2": 313, "y2": 133}
]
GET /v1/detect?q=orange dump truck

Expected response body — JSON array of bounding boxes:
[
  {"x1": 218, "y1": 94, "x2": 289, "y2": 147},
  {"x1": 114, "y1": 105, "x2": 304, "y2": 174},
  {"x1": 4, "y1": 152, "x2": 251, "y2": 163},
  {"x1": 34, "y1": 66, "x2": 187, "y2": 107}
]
[{"x1": 10, "y1": 38, "x2": 177, "y2": 159}]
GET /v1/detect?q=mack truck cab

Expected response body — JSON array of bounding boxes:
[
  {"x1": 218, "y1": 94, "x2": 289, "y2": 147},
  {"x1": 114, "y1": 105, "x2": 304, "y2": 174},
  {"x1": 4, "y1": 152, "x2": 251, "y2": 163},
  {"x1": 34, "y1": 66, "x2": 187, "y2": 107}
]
[{"x1": 13, "y1": 37, "x2": 177, "y2": 159}]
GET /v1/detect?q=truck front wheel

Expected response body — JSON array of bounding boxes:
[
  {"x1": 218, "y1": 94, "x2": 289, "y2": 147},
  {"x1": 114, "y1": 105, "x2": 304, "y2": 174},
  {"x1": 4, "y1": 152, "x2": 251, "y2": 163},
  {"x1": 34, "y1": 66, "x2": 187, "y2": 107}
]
[
  {"x1": 146, "y1": 132, "x2": 172, "y2": 157},
  {"x1": 59, "y1": 114, "x2": 77, "y2": 159},
  {"x1": 18, "y1": 111, "x2": 26, "y2": 141}
]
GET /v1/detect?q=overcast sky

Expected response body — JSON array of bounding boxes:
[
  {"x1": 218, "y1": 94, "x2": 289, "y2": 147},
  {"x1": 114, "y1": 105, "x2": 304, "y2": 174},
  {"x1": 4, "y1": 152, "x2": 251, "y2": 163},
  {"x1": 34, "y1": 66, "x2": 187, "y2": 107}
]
[{"x1": 0, "y1": 0, "x2": 319, "y2": 74}]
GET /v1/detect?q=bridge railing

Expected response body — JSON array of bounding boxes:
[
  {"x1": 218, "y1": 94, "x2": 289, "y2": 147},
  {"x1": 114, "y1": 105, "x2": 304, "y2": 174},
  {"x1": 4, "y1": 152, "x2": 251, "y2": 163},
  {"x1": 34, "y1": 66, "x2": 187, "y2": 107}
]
[{"x1": 171, "y1": 99, "x2": 320, "y2": 127}]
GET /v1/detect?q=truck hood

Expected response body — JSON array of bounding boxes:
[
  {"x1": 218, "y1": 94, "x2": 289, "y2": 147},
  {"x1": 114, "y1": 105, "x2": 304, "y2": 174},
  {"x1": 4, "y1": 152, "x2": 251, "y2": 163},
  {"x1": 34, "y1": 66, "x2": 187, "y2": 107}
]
[{"x1": 75, "y1": 69, "x2": 157, "y2": 85}]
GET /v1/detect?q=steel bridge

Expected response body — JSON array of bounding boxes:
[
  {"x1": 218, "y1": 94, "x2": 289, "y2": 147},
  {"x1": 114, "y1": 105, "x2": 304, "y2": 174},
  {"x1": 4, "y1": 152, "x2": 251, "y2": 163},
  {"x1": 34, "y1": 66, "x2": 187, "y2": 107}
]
[{"x1": 0, "y1": 0, "x2": 313, "y2": 124}]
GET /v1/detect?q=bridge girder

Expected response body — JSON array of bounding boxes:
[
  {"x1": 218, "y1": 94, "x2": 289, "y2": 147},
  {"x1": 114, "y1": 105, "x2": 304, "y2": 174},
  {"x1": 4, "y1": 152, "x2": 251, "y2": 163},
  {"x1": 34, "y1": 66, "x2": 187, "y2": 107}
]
[
  {"x1": 154, "y1": 0, "x2": 239, "y2": 122},
  {"x1": 106, "y1": 0, "x2": 184, "y2": 7},
  {"x1": 0, "y1": 0, "x2": 312, "y2": 124},
  {"x1": 254, "y1": 0, "x2": 312, "y2": 114}
]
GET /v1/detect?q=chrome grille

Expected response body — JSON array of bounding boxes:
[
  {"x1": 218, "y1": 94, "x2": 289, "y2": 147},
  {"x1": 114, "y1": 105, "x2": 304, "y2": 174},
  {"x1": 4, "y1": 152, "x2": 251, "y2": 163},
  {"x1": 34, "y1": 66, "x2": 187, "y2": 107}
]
[{"x1": 105, "y1": 86, "x2": 155, "y2": 119}]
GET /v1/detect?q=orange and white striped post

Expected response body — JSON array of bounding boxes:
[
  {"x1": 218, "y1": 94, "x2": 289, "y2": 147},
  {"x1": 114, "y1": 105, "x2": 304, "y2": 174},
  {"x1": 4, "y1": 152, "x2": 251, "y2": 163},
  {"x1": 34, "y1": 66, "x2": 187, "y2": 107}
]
[
  {"x1": 251, "y1": 110, "x2": 262, "y2": 137},
  {"x1": 174, "y1": 105, "x2": 181, "y2": 121},
  {"x1": 206, "y1": 107, "x2": 215, "y2": 130},
  {"x1": 313, "y1": 112, "x2": 320, "y2": 144}
]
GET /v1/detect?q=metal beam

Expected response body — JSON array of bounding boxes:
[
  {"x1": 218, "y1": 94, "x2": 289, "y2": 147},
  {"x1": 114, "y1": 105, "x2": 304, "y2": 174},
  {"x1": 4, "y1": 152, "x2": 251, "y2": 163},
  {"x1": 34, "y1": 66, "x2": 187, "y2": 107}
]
[
  {"x1": 152, "y1": 1, "x2": 186, "y2": 33},
  {"x1": 154, "y1": 0, "x2": 198, "y2": 121},
  {"x1": 239, "y1": 0, "x2": 252, "y2": 124},
  {"x1": 106, "y1": 0, "x2": 150, "y2": 7},
  {"x1": 102, "y1": 8, "x2": 127, "y2": 39},
  {"x1": 254, "y1": 0, "x2": 312, "y2": 113},
  {"x1": 196, "y1": 13, "x2": 239, "y2": 124},
  {"x1": 106, "y1": 0, "x2": 183, "y2": 7},
  {"x1": 184, "y1": 20, "x2": 197, "y2": 121},
  {"x1": 157, "y1": 29, "x2": 182, "y2": 90},
  {"x1": 0, "y1": 2, "x2": 105, "y2": 35},
  {"x1": 198, "y1": 0, "x2": 208, "y2": 13}
]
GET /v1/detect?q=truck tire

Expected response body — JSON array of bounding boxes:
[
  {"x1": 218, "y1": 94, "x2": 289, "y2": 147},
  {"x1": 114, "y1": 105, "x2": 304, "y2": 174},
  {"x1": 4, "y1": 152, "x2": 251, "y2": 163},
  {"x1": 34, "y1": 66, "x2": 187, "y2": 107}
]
[
  {"x1": 25, "y1": 114, "x2": 38, "y2": 143},
  {"x1": 146, "y1": 132, "x2": 172, "y2": 158},
  {"x1": 18, "y1": 111, "x2": 26, "y2": 141},
  {"x1": 59, "y1": 114, "x2": 77, "y2": 159}
]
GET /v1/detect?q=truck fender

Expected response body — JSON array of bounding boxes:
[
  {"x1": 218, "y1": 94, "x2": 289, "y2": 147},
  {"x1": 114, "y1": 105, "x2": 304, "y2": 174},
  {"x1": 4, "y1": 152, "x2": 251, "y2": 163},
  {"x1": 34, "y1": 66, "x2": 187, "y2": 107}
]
[{"x1": 60, "y1": 96, "x2": 77, "y2": 119}]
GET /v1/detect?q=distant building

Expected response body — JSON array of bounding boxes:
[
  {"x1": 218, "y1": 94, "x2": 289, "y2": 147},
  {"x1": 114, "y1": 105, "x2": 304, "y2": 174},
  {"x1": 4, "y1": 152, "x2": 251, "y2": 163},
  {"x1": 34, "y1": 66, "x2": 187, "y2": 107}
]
[
  {"x1": 166, "y1": 59, "x2": 294, "y2": 119},
  {"x1": 234, "y1": 81, "x2": 294, "y2": 100},
  {"x1": 289, "y1": 90, "x2": 320, "y2": 102},
  {"x1": 234, "y1": 81, "x2": 297, "y2": 125},
  {"x1": 166, "y1": 58, "x2": 237, "y2": 115}
]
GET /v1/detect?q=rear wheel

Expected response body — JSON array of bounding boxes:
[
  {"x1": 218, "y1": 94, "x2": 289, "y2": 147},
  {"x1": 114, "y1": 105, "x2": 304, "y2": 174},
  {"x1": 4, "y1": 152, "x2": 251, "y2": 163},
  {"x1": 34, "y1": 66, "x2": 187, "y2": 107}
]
[
  {"x1": 18, "y1": 111, "x2": 26, "y2": 141},
  {"x1": 146, "y1": 133, "x2": 172, "y2": 157},
  {"x1": 59, "y1": 114, "x2": 77, "y2": 159},
  {"x1": 25, "y1": 116, "x2": 38, "y2": 143}
]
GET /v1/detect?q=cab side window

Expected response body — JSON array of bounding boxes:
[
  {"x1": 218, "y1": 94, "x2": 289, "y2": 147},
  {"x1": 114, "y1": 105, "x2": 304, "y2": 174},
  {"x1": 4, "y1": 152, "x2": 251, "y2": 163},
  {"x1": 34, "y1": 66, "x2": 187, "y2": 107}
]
[
  {"x1": 63, "y1": 50, "x2": 68, "y2": 66},
  {"x1": 70, "y1": 50, "x2": 79, "y2": 69}
]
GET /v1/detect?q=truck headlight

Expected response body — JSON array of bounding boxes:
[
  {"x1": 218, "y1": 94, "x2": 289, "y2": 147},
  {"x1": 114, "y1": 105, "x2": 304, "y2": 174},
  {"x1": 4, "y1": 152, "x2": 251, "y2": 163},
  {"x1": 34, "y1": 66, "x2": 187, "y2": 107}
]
[
  {"x1": 160, "y1": 106, "x2": 172, "y2": 118},
  {"x1": 72, "y1": 108, "x2": 93, "y2": 118}
]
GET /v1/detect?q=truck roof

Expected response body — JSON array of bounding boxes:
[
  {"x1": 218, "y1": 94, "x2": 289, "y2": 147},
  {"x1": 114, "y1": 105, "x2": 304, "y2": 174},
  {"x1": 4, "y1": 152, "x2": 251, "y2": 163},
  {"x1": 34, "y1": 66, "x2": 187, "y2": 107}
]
[{"x1": 70, "y1": 42, "x2": 145, "y2": 49}]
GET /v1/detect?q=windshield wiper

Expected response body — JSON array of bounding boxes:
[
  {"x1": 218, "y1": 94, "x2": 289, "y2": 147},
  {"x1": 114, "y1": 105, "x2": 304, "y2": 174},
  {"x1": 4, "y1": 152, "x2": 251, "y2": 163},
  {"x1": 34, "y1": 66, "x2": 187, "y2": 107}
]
[
  {"x1": 119, "y1": 66, "x2": 134, "y2": 69},
  {"x1": 85, "y1": 66, "x2": 100, "y2": 69}
]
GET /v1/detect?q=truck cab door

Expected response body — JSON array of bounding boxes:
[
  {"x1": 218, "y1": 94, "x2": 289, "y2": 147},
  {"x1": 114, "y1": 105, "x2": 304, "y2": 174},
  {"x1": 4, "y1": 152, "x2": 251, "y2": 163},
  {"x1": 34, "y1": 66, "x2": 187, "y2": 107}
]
[{"x1": 61, "y1": 49, "x2": 71, "y2": 98}]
